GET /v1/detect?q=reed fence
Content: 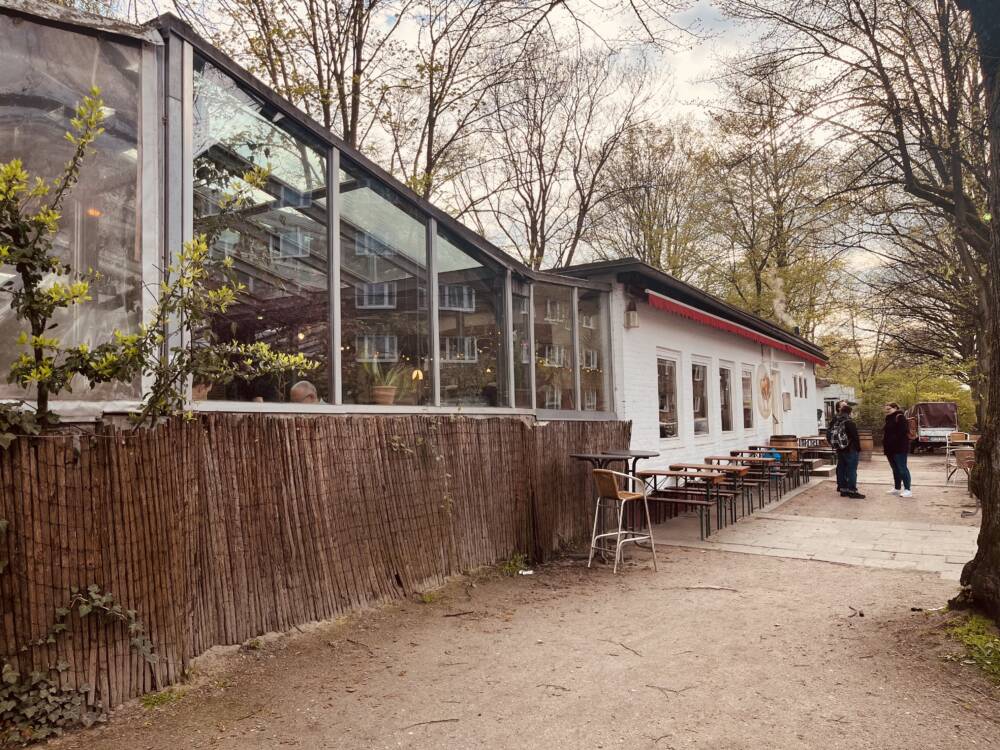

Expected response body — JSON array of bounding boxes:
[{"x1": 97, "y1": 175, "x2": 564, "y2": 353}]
[{"x1": 0, "y1": 413, "x2": 629, "y2": 708}]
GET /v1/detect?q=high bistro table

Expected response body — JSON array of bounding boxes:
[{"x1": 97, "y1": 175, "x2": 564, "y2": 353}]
[
  {"x1": 571, "y1": 452, "x2": 633, "y2": 562},
  {"x1": 603, "y1": 449, "x2": 660, "y2": 476}
]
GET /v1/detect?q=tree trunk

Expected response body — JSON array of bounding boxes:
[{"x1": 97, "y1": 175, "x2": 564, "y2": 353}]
[{"x1": 956, "y1": 0, "x2": 1000, "y2": 619}]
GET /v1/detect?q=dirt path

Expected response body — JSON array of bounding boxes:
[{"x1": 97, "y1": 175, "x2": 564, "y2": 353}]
[{"x1": 49, "y1": 549, "x2": 998, "y2": 750}]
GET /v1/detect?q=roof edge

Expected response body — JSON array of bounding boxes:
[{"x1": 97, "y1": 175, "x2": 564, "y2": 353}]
[{"x1": 0, "y1": 0, "x2": 162, "y2": 43}]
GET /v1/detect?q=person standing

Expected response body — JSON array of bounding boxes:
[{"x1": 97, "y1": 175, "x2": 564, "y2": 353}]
[
  {"x1": 828, "y1": 400, "x2": 849, "y2": 493},
  {"x1": 882, "y1": 402, "x2": 912, "y2": 497},
  {"x1": 829, "y1": 402, "x2": 865, "y2": 499}
]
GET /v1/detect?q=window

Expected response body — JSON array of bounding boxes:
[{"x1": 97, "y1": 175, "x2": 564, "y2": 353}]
[
  {"x1": 436, "y1": 229, "x2": 504, "y2": 406},
  {"x1": 543, "y1": 345, "x2": 569, "y2": 368},
  {"x1": 579, "y1": 289, "x2": 609, "y2": 411},
  {"x1": 742, "y1": 368, "x2": 754, "y2": 428},
  {"x1": 794, "y1": 376, "x2": 800, "y2": 398},
  {"x1": 439, "y1": 283, "x2": 477, "y2": 312},
  {"x1": 584, "y1": 389, "x2": 598, "y2": 411},
  {"x1": 657, "y1": 358, "x2": 678, "y2": 439},
  {"x1": 512, "y1": 285, "x2": 531, "y2": 408},
  {"x1": 692, "y1": 363, "x2": 709, "y2": 435},
  {"x1": 356, "y1": 334, "x2": 399, "y2": 362},
  {"x1": 440, "y1": 336, "x2": 478, "y2": 363},
  {"x1": 544, "y1": 298, "x2": 567, "y2": 323},
  {"x1": 542, "y1": 385, "x2": 563, "y2": 410},
  {"x1": 340, "y1": 158, "x2": 429, "y2": 405},
  {"x1": 356, "y1": 282, "x2": 398, "y2": 309},
  {"x1": 803, "y1": 378, "x2": 808, "y2": 398},
  {"x1": 535, "y1": 284, "x2": 575, "y2": 409},
  {"x1": 580, "y1": 349, "x2": 599, "y2": 370},
  {"x1": 720, "y1": 366, "x2": 733, "y2": 432},
  {"x1": 193, "y1": 56, "x2": 329, "y2": 403},
  {"x1": 0, "y1": 19, "x2": 143, "y2": 401}
]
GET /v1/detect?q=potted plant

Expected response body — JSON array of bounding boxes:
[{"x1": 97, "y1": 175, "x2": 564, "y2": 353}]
[{"x1": 363, "y1": 359, "x2": 410, "y2": 405}]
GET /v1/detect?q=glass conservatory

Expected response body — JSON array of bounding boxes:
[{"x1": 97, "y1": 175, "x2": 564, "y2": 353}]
[{"x1": 0, "y1": 3, "x2": 612, "y2": 417}]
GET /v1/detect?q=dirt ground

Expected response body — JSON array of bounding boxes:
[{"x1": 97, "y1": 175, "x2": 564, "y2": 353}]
[{"x1": 48, "y1": 548, "x2": 998, "y2": 750}]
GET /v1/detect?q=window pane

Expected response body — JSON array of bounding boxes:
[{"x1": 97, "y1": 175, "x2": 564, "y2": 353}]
[
  {"x1": 339, "y1": 159, "x2": 429, "y2": 405},
  {"x1": 742, "y1": 368, "x2": 754, "y2": 428},
  {"x1": 534, "y1": 284, "x2": 575, "y2": 410},
  {"x1": 193, "y1": 57, "x2": 328, "y2": 403},
  {"x1": 657, "y1": 359, "x2": 678, "y2": 438},
  {"x1": 578, "y1": 290, "x2": 609, "y2": 411},
  {"x1": 437, "y1": 229, "x2": 505, "y2": 406},
  {"x1": 692, "y1": 363, "x2": 709, "y2": 435},
  {"x1": 720, "y1": 367, "x2": 733, "y2": 432},
  {"x1": 0, "y1": 18, "x2": 142, "y2": 400},
  {"x1": 512, "y1": 282, "x2": 531, "y2": 408}
]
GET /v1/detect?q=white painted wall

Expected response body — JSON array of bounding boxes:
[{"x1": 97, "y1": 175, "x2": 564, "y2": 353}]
[{"x1": 607, "y1": 283, "x2": 819, "y2": 471}]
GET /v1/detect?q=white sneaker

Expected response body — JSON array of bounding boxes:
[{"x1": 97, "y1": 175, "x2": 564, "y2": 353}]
[
  {"x1": 886, "y1": 489, "x2": 900, "y2": 495},
  {"x1": 900, "y1": 489, "x2": 913, "y2": 498}
]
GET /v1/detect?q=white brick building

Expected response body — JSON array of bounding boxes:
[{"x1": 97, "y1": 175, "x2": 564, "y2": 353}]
[{"x1": 564, "y1": 261, "x2": 827, "y2": 470}]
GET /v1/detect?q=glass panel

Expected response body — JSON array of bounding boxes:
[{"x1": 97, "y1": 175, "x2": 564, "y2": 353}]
[
  {"x1": 720, "y1": 366, "x2": 733, "y2": 431},
  {"x1": 436, "y1": 229, "x2": 505, "y2": 406},
  {"x1": 339, "y1": 159, "x2": 430, "y2": 405},
  {"x1": 192, "y1": 57, "x2": 328, "y2": 402},
  {"x1": 0, "y1": 18, "x2": 142, "y2": 400},
  {"x1": 692, "y1": 362, "x2": 709, "y2": 435},
  {"x1": 657, "y1": 358, "x2": 678, "y2": 438},
  {"x1": 742, "y1": 367, "x2": 754, "y2": 428},
  {"x1": 512, "y1": 281, "x2": 531, "y2": 408},
  {"x1": 534, "y1": 284, "x2": 575, "y2": 410},
  {"x1": 578, "y1": 290, "x2": 609, "y2": 411}
]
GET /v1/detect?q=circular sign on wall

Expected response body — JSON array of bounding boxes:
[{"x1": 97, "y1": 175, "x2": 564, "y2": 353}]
[{"x1": 756, "y1": 364, "x2": 773, "y2": 420}]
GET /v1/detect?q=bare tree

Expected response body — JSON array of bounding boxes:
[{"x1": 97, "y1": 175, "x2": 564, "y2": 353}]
[
  {"x1": 176, "y1": 0, "x2": 411, "y2": 149},
  {"x1": 720, "y1": 0, "x2": 1000, "y2": 617},
  {"x1": 585, "y1": 121, "x2": 712, "y2": 282},
  {"x1": 468, "y1": 37, "x2": 649, "y2": 269},
  {"x1": 699, "y1": 56, "x2": 854, "y2": 340}
]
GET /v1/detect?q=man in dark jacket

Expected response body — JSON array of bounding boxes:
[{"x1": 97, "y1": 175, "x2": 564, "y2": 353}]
[
  {"x1": 882, "y1": 402, "x2": 912, "y2": 497},
  {"x1": 834, "y1": 403, "x2": 865, "y2": 499}
]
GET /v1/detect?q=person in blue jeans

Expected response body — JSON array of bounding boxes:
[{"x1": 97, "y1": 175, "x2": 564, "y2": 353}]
[
  {"x1": 835, "y1": 403, "x2": 865, "y2": 499},
  {"x1": 882, "y1": 402, "x2": 912, "y2": 497}
]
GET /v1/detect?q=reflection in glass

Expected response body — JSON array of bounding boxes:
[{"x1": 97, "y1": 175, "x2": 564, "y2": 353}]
[
  {"x1": 720, "y1": 366, "x2": 733, "y2": 431},
  {"x1": 512, "y1": 282, "x2": 531, "y2": 408},
  {"x1": 192, "y1": 57, "x2": 328, "y2": 402},
  {"x1": 339, "y1": 159, "x2": 429, "y2": 405},
  {"x1": 657, "y1": 358, "x2": 678, "y2": 438},
  {"x1": 534, "y1": 284, "x2": 576, "y2": 410},
  {"x1": 742, "y1": 367, "x2": 754, "y2": 428},
  {"x1": 578, "y1": 290, "x2": 609, "y2": 411},
  {"x1": 437, "y1": 229, "x2": 505, "y2": 406},
  {"x1": 0, "y1": 18, "x2": 142, "y2": 400},
  {"x1": 692, "y1": 362, "x2": 709, "y2": 435}
]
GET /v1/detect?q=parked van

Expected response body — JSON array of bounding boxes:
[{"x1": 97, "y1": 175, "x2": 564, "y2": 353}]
[{"x1": 905, "y1": 402, "x2": 959, "y2": 452}]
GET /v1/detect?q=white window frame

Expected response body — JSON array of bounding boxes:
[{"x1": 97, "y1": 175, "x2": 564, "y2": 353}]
[
  {"x1": 580, "y1": 348, "x2": 599, "y2": 370},
  {"x1": 441, "y1": 335, "x2": 478, "y2": 363},
  {"x1": 579, "y1": 312, "x2": 596, "y2": 330},
  {"x1": 583, "y1": 389, "x2": 598, "y2": 411},
  {"x1": 656, "y1": 352, "x2": 680, "y2": 441},
  {"x1": 544, "y1": 298, "x2": 567, "y2": 323},
  {"x1": 691, "y1": 358, "x2": 711, "y2": 438},
  {"x1": 542, "y1": 344, "x2": 568, "y2": 368},
  {"x1": 439, "y1": 283, "x2": 476, "y2": 312},
  {"x1": 355, "y1": 281, "x2": 397, "y2": 309},
  {"x1": 542, "y1": 384, "x2": 562, "y2": 410},
  {"x1": 741, "y1": 365, "x2": 755, "y2": 430},
  {"x1": 355, "y1": 334, "x2": 399, "y2": 363},
  {"x1": 719, "y1": 362, "x2": 734, "y2": 433},
  {"x1": 271, "y1": 226, "x2": 311, "y2": 258}
]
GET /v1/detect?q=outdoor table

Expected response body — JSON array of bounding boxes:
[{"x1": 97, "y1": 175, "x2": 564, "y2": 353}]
[
  {"x1": 638, "y1": 469, "x2": 728, "y2": 531},
  {"x1": 603, "y1": 449, "x2": 660, "y2": 476}
]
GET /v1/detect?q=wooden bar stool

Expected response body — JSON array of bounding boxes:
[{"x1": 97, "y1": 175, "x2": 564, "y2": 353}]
[{"x1": 588, "y1": 469, "x2": 658, "y2": 574}]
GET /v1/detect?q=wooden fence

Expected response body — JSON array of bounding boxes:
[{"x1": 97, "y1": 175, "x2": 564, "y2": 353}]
[{"x1": 0, "y1": 413, "x2": 629, "y2": 708}]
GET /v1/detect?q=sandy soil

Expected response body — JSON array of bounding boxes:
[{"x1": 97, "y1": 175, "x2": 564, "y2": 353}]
[{"x1": 47, "y1": 550, "x2": 999, "y2": 750}]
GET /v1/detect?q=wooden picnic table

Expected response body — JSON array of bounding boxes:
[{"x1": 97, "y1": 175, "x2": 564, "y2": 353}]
[
  {"x1": 717, "y1": 453, "x2": 776, "y2": 464},
  {"x1": 671, "y1": 462, "x2": 750, "y2": 476}
]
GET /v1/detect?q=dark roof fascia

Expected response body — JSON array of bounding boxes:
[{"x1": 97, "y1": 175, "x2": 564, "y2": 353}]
[
  {"x1": 0, "y1": 0, "x2": 160, "y2": 43},
  {"x1": 148, "y1": 14, "x2": 607, "y2": 293},
  {"x1": 564, "y1": 259, "x2": 826, "y2": 360}
]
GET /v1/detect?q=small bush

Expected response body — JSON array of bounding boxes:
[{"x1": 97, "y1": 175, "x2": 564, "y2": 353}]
[{"x1": 499, "y1": 552, "x2": 528, "y2": 577}]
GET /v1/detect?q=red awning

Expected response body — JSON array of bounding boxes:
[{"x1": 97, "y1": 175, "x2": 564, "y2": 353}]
[{"x1": 645, "y1": 291, "x2": 826, "y2": 366}]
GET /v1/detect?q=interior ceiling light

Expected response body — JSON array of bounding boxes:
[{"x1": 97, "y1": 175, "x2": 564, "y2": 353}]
[{"x1": 86, "y1": 207, "x2": 102, "y2": 217}]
